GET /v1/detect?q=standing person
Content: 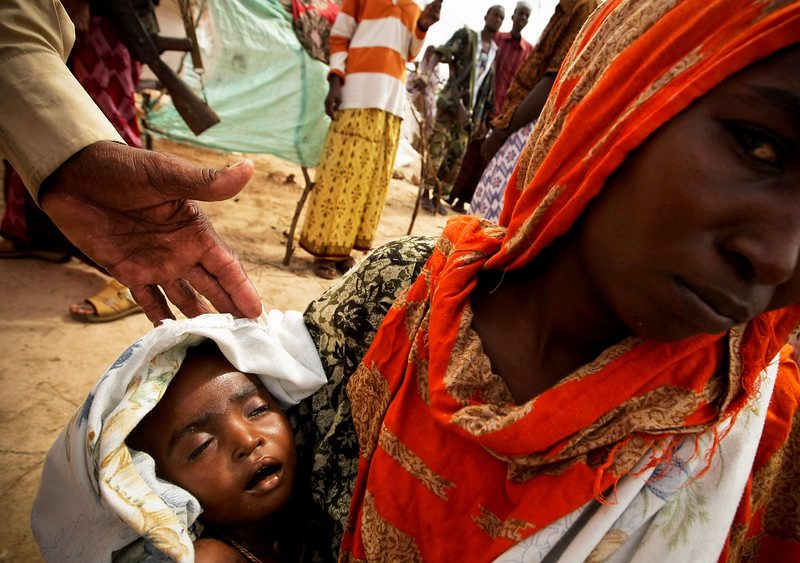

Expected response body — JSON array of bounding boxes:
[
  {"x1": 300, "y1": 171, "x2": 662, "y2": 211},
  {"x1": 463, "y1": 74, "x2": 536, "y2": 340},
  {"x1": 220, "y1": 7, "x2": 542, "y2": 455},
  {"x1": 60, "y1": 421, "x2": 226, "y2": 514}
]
[
  {"x1": 1, "y1": 2, "x2": 146, "y2": 322},
  {"x1": 446, "y1": 1, "x2": 532, "y2": 214},
  {"x1": 420, "y1": 5, "x2": 505, "y2": 215},
  {"x1": 471, "y1": 0, "x2": 598, "y2": 222},
  {"x1": 299, "y1": 0, "x2": 443, "y2": 280}
]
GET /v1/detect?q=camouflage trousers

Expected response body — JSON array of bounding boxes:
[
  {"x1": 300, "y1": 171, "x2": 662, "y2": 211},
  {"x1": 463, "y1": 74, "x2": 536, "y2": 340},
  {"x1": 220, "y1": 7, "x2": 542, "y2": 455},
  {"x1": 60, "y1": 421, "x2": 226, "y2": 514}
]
[{"x1": 422, "y1": 111, "x2": 469, "y2": 198}]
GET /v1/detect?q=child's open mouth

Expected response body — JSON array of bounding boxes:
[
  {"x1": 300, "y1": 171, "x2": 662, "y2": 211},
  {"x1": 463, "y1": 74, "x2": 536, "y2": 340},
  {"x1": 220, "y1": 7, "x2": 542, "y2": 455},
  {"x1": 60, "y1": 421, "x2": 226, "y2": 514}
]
[{"x1": 246, "y1": 461, "x2": 283, "y2": 493}]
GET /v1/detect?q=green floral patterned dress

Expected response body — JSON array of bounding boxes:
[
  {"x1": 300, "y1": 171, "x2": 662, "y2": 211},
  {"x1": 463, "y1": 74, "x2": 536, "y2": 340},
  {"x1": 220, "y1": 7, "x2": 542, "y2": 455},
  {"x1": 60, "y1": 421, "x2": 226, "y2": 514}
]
[{"x1": 288, "y1": 236, "x2": 435, "y2": 560}]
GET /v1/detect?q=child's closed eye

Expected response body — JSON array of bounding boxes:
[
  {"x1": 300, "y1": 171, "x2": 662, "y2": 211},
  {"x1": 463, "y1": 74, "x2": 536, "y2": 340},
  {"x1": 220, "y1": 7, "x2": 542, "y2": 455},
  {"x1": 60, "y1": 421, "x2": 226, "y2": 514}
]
[{"x1": 187, "y1": 437, "x2": 213, "y2": 461}]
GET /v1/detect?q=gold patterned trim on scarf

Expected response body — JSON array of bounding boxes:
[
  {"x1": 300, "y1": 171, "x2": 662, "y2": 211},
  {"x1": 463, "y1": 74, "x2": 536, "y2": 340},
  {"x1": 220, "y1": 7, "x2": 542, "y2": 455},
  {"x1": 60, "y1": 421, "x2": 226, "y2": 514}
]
[
  {"x1": 410, "y1": 316, "x2": 431, "y2": 406},
  {"x1": 473, "y1": 505, "x2": 537, "y2": 542},
  {"x1": 348, "y1": 362, "x2": 391, "y2": 460},
  {"x1": 378, "y1": 429, "x2": 455, "y2": 500},
  {"x1": 444, "y1": 308, "x2": 515, "y2": 406},
  {"x1": 361, "y1": 492, "x2": 423, "y2": 562},
  {"x1": 758, "y1": 408, "x2": 800, "y2": 540},
  {"x1": 505, "y1": 381, "x2": 715, "y2": 483}
]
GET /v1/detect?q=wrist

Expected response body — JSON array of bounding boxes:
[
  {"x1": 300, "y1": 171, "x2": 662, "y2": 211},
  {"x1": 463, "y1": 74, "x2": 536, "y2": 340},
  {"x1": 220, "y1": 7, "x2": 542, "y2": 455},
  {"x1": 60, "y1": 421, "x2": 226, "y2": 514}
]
[{"x1": 493, "y1": 127, "x2": 510, "y2": 141}]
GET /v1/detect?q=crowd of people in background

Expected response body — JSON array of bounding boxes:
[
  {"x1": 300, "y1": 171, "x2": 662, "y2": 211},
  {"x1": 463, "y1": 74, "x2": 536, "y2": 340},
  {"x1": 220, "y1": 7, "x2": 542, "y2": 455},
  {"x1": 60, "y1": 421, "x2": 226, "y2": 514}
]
[{"x1": 1, "y1": 0, "x2": 600, "y2": 288}]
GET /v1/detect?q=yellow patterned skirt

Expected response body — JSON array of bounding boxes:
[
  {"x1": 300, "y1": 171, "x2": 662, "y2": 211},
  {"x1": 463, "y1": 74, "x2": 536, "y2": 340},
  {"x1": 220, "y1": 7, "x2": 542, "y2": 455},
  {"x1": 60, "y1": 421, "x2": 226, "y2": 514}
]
[{"x1": 300, "y1": 108, "x2": 401, "y2": 259}]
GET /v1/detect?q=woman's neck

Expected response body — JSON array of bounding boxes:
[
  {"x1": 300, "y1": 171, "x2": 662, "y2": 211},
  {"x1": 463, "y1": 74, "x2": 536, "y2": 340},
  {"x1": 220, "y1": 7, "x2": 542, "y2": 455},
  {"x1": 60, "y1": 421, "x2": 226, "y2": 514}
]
[{"x1": 470, "y1": 235, "x2": 629, "y2": 404}]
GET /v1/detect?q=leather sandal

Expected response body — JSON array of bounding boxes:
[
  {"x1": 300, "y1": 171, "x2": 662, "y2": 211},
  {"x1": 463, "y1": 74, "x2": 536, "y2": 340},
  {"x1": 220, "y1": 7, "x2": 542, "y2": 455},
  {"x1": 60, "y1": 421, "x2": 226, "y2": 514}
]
[{"x1": 68, "y1": 279, "x2": 144, "y2": 323}]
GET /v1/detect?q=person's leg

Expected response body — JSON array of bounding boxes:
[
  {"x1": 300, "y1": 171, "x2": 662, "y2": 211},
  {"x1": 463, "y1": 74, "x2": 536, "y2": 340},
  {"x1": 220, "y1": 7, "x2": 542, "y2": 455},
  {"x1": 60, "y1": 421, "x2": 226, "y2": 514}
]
[
  {"x1": 0, "y1": 165, "x2": 72, "y2": 261},
  {"x1": 353, "y1": 111, "x2": 402, "y2": 253},
  {"x1": 435, "y1": 124, "x2": 470, "y2": 213},
  {"x1": 421, "y1": 113, "x2": 455, "y2": 212},
  {"x1": 300, "y1": 108, "x2": 382, "y2": 277},
  {"x1": 447, "y1": 137, "x2": 488, "y2": 213}
]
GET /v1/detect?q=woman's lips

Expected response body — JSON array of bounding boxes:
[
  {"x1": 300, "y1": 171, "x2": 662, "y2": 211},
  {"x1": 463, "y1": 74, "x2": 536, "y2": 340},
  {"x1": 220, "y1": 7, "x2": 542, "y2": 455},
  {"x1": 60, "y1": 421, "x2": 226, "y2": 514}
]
[
  {"x1": 246, "y1": 460, "x2": 283, "y2": 494},
  {"x1": 674, "y1": 278, "x2": 745, "y2": 332}
]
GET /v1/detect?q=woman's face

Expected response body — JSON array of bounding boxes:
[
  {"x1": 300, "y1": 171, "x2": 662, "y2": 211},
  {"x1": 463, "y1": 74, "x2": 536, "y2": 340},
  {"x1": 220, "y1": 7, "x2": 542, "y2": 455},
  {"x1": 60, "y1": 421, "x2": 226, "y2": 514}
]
[{"x1": 579, "y1": 46, "x2": 800, "y2": 341}]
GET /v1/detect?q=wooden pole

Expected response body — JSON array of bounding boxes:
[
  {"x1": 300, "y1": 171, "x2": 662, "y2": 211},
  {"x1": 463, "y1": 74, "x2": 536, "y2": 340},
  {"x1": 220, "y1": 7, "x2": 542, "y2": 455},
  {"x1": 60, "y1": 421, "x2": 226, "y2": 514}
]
[
  {"x1": 407, "y1": 94, "x2": 436, "y2": 235},
  {"x1": 282, "y1": 166, "x2": 314, "y2": 266}
]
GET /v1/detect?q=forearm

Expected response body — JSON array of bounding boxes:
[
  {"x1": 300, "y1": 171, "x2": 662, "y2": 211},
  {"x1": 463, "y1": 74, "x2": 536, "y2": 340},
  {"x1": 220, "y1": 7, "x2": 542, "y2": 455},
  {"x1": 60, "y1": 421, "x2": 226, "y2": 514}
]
[{"x1": 496, "y1": 74, "x2": 555, "y2": 138}]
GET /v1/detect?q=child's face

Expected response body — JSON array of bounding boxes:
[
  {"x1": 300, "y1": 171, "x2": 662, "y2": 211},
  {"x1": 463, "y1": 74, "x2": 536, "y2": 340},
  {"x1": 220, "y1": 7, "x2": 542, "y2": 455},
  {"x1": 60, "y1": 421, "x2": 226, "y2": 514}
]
[{"x1": 129, "y1": 352, "x2": 297, "y2": 527}]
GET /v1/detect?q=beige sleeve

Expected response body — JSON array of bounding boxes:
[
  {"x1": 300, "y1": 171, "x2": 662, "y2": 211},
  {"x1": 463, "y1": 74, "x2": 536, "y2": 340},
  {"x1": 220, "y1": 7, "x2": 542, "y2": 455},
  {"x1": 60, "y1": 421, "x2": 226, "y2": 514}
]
[{"x1": 0, "y1": 0, "x2": 123, "y2": 201}]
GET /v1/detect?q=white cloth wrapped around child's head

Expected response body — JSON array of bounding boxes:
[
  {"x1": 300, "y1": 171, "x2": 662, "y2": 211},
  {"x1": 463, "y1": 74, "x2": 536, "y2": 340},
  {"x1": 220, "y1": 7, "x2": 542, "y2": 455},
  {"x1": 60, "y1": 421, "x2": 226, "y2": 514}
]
[{"x1": 31, "y1": 311, "x2": 326, "y2": 562}]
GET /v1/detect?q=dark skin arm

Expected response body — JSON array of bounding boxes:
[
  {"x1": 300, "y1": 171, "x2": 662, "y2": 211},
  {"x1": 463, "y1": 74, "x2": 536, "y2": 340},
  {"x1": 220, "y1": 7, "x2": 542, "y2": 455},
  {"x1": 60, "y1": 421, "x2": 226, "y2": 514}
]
[
  {"x1": 324, "y1": 73, "x2": 343, "y2": 119},
  {"x1": 40, "y1": 141, "x2": 262, "y2": 324},
  {"x1": 481, "y1": 74, "x2": 556, "y2": 160},
  {"x1": 417, "y1": 0, "x2": 442, "y2": 32}
]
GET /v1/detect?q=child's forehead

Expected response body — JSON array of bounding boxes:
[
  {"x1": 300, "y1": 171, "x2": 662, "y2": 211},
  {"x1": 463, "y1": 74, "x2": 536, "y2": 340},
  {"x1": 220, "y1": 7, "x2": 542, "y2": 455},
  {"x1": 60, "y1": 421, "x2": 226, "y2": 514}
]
[{"x1": 170, "y1": 356, "x2": 268, "y2": 401}]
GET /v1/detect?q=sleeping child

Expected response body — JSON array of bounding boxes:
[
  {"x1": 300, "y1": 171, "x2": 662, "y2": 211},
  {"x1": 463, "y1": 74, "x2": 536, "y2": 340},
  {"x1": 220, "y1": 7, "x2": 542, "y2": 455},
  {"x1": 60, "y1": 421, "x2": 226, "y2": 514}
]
[{"x1": 31, "y1": 311, "x2": 327, "y2": 562}]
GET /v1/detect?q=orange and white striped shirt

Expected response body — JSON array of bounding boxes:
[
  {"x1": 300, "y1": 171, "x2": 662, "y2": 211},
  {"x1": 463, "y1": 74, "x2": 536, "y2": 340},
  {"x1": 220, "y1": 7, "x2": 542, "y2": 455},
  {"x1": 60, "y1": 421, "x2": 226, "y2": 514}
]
[{"x1": 329, "y1": 0, "x2": 427, "y2": 117}]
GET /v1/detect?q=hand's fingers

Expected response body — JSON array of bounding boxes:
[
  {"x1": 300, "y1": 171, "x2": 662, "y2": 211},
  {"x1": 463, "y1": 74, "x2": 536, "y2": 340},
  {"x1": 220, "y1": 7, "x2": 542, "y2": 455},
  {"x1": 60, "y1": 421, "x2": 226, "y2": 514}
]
[
  {"x1": 130, "y1": 284, "x2": 176, "y2": 326},
  {"x1": 198, "y1": 245, "x2": 262, "y2": 318},
  {"x1": 160, "y1": 278, "x2": 216, "y2": 319},
  {"x1": 183, "y1": 265, "x2": 244, "y2": 318}
]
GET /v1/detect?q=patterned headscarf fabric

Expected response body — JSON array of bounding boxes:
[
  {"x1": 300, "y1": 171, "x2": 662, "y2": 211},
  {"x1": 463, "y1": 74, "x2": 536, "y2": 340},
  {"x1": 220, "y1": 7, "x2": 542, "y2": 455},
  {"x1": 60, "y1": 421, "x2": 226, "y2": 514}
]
[{"x1": 341, "y1": 0, "x2": 800, "y2": 560}]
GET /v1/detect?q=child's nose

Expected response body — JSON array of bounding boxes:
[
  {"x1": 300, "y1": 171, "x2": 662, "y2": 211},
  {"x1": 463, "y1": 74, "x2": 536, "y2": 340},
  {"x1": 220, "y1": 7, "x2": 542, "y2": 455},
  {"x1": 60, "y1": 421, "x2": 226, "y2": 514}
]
[{"x1": 229, "y1": 419, "x2": 265, "y2": 460}]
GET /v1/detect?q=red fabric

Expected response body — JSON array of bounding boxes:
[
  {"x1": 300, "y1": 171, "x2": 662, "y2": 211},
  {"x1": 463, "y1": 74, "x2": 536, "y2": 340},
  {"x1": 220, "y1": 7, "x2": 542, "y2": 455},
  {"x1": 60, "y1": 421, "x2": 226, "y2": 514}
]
[
  {"x1": 341, "y1": 0, "x2": 800, "y2": 560},
  {"x1": 291, "y1": 0, "x2": 340, "y2": 24},
  {"x1": 492, "y1": 32, "x2": 533, "y2": 117}
]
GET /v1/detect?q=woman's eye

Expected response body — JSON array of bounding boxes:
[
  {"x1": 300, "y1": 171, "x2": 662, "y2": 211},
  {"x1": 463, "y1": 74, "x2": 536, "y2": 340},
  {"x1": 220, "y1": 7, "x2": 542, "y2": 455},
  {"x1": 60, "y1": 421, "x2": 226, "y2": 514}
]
[
  {"x1": 187, "y1": 438, "x2": 212, "y2": 461},
  {"x1": 729, "y1": 123, "x2": 783, "y2": 168}
]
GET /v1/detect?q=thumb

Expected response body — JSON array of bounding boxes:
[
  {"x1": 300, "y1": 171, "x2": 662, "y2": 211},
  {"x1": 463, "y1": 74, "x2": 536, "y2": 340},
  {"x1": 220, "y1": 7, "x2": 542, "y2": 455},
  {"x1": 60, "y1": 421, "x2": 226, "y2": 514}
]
[
  {"x1": 188, "y1": 159, "x2": 254, "y2": 203},
  {"x1": 144, "y1": 149, "x2": 254, "y2": 203}
]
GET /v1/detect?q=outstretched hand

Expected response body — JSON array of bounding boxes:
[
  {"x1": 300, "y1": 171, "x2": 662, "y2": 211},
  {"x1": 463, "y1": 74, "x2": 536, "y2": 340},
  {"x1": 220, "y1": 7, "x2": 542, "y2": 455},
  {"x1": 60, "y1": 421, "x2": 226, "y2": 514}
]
[{"x1": 40, "y1": 141, "x2": 262, "y2": 324}]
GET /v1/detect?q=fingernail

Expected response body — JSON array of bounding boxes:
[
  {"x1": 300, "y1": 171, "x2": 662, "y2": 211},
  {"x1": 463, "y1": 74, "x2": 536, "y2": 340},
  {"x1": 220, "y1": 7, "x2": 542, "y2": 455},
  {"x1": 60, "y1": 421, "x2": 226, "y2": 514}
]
[{"x1": 228, "y1": 159, "x2": 246, "y2": 169}]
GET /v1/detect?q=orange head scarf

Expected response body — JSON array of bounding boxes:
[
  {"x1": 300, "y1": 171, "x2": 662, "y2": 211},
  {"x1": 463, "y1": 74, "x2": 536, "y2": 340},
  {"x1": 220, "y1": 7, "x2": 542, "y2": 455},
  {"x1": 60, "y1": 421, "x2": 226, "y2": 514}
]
[{"x1": 342, "y1": 1, "x2": 800, "y2": 560}]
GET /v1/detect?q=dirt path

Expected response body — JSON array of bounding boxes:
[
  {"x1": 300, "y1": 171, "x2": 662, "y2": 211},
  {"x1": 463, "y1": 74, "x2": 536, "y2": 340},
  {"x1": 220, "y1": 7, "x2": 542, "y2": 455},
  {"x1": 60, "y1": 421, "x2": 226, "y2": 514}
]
[{"x1": 0, "y1": 138, "x2": 448, "y2": 560}]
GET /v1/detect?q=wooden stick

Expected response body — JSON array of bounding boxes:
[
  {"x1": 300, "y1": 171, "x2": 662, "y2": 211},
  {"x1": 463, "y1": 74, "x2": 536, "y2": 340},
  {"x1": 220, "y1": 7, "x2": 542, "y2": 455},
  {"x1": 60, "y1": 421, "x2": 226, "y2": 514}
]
[
  {"x1": 408, "y1": 94, "x2": 436, "y2": 235},
  {"x1": 282, "y1": 166, "x2": 314, "y2": 266}
]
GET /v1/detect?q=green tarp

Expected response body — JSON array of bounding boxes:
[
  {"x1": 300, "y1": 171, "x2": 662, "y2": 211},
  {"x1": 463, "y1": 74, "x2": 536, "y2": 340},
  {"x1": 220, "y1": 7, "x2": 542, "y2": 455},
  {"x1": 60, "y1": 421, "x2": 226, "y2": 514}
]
[{"x1": 147, "y1": 0, "x2": 330, "y2": 167}]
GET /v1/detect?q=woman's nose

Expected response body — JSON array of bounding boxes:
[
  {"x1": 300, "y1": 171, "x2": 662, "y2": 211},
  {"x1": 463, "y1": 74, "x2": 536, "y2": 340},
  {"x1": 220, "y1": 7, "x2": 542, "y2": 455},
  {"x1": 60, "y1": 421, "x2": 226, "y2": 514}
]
[{"x1": 725, "y1": 219, "x2": 800, "y2": 287}]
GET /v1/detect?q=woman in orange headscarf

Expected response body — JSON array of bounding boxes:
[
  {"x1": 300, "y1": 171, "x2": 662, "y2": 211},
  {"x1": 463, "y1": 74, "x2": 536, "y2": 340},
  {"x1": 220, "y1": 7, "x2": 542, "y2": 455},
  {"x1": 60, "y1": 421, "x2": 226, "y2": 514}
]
[{"x1": 293, "y1": 0, "x2": 800, "y2": 560}]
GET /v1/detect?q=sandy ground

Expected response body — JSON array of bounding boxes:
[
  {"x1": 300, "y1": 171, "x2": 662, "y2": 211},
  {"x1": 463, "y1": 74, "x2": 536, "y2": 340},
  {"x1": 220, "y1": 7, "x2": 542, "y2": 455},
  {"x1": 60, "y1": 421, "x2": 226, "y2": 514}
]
[{"x1": 0, "y1": 138, "x2": 448, "y2": 561}]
